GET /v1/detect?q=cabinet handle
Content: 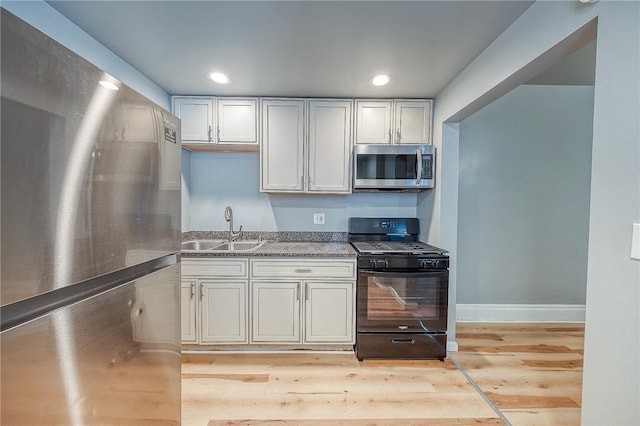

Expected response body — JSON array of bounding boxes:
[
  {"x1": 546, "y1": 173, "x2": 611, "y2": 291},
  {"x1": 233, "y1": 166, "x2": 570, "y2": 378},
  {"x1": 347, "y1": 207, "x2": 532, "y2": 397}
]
[
  {"x1": 305, "y1": 283, "x2": 309, "y2": 302},
  {"x1": 208, "y1": 125, "x2": 213, "y2": 142},
  {"x1": 200, "y1": 284, "x2": 204, "y2": 300},
  {"x1": 416, "y1": 149, "x2": 423, "y2": 185},
  {"x1": 294, "y1": 268, "x2": 312, "y2": 273},
  {"x1": 388, "y1": 128, "x2": 392, "y2": 144},
  {"x1": 300, "y1": 176, "x2": 304, "y2": 188},
  {"x1": 217, "y1": 125, "x2": 221, "y2": 141},
  {"x1": 190, "y1": 283, "x2": 195, "y2": 300},
  {"x1": 121, "y1": 128, "x2": 126, "y2": 141},
  {"x1": 296, "y1": 284, "x2": 300, "y2": 302},
  {"x1": 396, "y1": 128, "x2": 401, "y2": 144}
]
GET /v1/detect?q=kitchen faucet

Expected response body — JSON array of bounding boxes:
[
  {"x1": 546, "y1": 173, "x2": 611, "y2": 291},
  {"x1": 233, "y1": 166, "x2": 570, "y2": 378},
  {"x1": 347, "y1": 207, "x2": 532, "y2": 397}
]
[{"x1": 224, "y1": 206, "x2": 243, "y2": 241}]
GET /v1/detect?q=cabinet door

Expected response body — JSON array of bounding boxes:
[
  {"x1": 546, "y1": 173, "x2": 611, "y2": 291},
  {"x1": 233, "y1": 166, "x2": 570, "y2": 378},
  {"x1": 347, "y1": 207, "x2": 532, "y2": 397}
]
[
  {"x1": 217, "y1": 98, "x2": 258, "y2": 144},
  {"x1": 200, "y1": 280, "x2": 248, "y2": 343},
  {"x1": 251, "y1": 281, "x2": 301, "y2": 342},
  {"x1": 172, "y1": 97, "x2": 213, "y2": 143},
  {"x1": 393, "y1": 100, "x2": 433, "y2": 144},
  {"x1": 120, "y1": 103, "x2": 158, "y2": 143},
  {"x1": 304, "y1": 281, "x2": 355, "y2": 343},
  {"x1": 307, "y1": 100, "x2": 352, "y2": 193},
  {"x1": 181, "y1": 280, "x2": 198, "y2": 343},
  {"x1": 355, "y1": 100, "x2": 393, "y2": 144},
  {"x1": 131, "y1": 271, "x2": 180, "y2": 345},
  {"x1": 260, "y1": 99, "x2": 305, "y2": 192}
]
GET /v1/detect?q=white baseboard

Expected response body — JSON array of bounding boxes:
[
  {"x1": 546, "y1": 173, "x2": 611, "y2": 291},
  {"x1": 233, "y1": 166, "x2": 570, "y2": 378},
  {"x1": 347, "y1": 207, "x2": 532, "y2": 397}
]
[
  {"x1": 447, "y1": 341, "x2": 459, "y2": 352},
  {"x1": 456, "y1": 303, "x2": 586, "y2": 323}
]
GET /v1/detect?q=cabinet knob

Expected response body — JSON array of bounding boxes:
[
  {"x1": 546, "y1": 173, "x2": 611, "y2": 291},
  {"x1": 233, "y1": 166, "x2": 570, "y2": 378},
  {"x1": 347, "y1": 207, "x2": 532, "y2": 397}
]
[{"x1": 294, "y1": 268, "x2": 312, "y2": 273}]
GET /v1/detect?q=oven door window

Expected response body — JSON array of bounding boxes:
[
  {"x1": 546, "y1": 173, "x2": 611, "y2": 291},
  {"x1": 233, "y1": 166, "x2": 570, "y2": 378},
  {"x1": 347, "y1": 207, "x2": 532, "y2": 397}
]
[{"x1": 358, "y1": 270, "x2": 448, "y2": 332}]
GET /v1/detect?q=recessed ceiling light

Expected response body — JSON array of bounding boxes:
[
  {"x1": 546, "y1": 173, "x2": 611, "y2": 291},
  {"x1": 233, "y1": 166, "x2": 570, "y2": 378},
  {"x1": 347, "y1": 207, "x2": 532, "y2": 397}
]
[
  {"x1": 371, "y1": 74, "x2": 391, "y2": 87},
  {"x1": 209, "y1": 72, "x2": 230, "y2": 84}
]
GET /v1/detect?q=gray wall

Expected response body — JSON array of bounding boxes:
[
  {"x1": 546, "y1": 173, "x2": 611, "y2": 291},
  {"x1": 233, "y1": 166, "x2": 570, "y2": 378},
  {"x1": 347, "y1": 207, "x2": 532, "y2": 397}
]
[
  {"x1": 457, "y1": 84, "x2": 593, "y2": 305},
  {"x1": 185, "y1": 152, "x2": 417, "y2": 232},
  {"x1": 429, "y1": 2, "x2": 639, "y2": 423}
]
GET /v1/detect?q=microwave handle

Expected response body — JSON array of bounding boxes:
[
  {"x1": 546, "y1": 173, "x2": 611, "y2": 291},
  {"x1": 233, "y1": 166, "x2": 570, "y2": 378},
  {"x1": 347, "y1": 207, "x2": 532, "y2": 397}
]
[{"x1": 416, "y1": 149, "x2": 423, "y2": 184}]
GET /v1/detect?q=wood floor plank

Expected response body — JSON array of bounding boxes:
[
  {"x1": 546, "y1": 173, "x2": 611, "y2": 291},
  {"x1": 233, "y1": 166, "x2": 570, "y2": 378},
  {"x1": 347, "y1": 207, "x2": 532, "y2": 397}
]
[
  {"x1": 521, "y1": 359, "x2": 583, "y2": 369},
  {"x1": 182, "y1": 374, "x2": 270, "y2": 383},
  {"x1": 484, "y1": 392, "x2": 579, "y2": 409},
  {"x1": 455, "y1": 333, "x2": 504, "y2": 341},
  {"x1": 207, "y1": 418, "x2": 504, "y2": 425},
  {"x1": 458, "y1": 344, "x2": 577, "y2": 354}
]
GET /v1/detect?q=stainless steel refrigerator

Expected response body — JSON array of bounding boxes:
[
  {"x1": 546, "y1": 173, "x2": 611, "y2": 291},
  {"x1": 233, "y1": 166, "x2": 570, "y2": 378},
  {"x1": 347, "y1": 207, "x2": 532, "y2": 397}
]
[{"x1": 1, "y1": 9, "x2": 182, "y2": 425}]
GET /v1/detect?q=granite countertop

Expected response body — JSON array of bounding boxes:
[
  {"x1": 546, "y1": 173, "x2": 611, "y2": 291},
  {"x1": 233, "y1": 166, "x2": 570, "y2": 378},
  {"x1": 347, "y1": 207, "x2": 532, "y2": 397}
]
[
  {"x1": 181, "y1": 231, "x2": 356, "y2": 258},
  {"x1": 182, "y1": 241, "x2": 356, "y2": 258}
]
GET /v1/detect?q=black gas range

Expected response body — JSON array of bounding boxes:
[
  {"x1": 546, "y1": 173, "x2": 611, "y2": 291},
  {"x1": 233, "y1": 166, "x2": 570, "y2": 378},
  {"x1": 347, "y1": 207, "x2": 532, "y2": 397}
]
[{"x1": 348, "y1": 218, "x2": 450, "y2": 361}]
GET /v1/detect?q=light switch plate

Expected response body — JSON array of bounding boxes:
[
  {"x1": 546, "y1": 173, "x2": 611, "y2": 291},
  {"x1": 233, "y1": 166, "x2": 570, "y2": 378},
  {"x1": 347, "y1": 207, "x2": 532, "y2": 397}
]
[
  {"x1": 313, "y1": 213, "x2": 325, "y2": 225},
  {"x1": 631, "y1": 223, "x2": 640, "y2": 260}
]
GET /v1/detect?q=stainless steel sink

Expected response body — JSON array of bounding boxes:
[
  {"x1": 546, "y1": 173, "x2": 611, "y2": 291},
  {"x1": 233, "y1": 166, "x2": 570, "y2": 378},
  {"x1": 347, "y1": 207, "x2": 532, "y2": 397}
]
[
  {"x1": 181, "y1": 240, "x2": 226, "y2": 251},
  {"x1": 210, "y1": 240, "x2": 265, "y2": 252},
  {"x1": 181, "y1": 239, "x2": 265, "y2": 252}
]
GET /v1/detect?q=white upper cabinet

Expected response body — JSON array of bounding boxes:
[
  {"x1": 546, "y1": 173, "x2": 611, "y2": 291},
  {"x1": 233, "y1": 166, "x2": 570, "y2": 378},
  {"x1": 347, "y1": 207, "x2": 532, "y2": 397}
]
[
  {"x1": 260, "y1": 99, "x2": 306, "y2": 192},
  {"x1": 355, "y1": 99, "x2": 433, "y2": 145},
  {"x1": 307, "y1": 100, "x2": 352, "y2": 193},
  {"x1": 355, "y1": 100, "x2": 393, "y2": 144},
  {"x1": 172, "y1": 96, "x2": 213, "y2": 143},
  {"x1": 171, "y1": 96, "x2": 258, "y2": 149},
  {"x1": 261, "y1": 98, "x2": 352, "y2": 194},
  {"x1": 393, "y1": 100, "x2": 433, "y2": 144},
  {"x1": 216, "y1": 98, "x2": 258, "y2": 144}
]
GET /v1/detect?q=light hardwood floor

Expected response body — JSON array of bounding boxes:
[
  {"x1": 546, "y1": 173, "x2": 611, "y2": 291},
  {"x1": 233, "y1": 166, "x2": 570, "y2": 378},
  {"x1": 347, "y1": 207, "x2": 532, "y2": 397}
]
[{"x1": 182, "y1": 323, "x2": 584, "y2": 425}]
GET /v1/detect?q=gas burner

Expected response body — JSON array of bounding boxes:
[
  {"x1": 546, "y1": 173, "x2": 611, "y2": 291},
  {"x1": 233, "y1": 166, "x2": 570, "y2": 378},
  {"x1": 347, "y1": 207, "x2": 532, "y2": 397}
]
[{"x1": 351, "y1": 240, "x2": 447, "y2": 255}]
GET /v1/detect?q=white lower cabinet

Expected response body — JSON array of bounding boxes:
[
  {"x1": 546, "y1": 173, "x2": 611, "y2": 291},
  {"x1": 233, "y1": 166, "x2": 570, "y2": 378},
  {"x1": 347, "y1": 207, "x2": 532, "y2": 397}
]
[
  {"x1": 181, "y1": 258, "x2": 249, "y2": 344},
  {"x1": 250, "y1": 258, "x2": 356, "y2": 345},
  {"x1": 180, "y1": 280, "x2": 198, "y2": 343},
  {"x1": 251, "y1": 281, "x2": 301, "y2": 343},
  {"x1": 181, "y1": 257, "x2": 356, "y2": 346},
  {"x1": 305, "y1": 281, "x2": 354, "y2": 343},
  {"x1": 201, "y1": 280, "x2": 248, "y2": 343}
]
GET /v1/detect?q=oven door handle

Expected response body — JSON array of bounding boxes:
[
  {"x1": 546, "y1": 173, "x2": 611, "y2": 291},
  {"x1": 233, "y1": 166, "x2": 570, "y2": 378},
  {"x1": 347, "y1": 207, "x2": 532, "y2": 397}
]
[
  {"x1": 391, "y1": 338, "x2": 416, "y2": 345},
  {"x1": 359, "y1": 270, "x2": 448, "y2": 279}
]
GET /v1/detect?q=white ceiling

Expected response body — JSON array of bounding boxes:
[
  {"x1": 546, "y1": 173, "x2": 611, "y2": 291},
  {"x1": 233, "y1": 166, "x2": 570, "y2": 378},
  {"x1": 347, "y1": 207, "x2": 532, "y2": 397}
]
[{"x1": 47, "y1": 1, "x2": 535, "y2": 98}]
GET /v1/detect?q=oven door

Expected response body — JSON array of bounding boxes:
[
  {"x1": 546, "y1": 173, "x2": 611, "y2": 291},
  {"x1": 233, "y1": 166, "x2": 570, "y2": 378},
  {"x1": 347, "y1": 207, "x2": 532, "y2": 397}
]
[{"x1": 357, "y1": 269, "x2": 448, "y2": 333}]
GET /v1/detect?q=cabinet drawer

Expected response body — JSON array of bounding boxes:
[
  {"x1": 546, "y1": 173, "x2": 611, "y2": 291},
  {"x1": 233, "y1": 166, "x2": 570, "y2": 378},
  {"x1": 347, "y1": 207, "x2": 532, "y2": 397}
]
[
  {"x1": 182, "y1": 258, "x2": 248, "y2": 277},
  {"x1": 250, "y1": 259, "x2": 355, "y2": 279}
]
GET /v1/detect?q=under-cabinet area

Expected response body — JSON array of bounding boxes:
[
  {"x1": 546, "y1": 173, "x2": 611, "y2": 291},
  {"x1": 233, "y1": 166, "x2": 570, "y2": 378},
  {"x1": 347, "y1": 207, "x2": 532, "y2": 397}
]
[{"x1": 181, "y1": 257, "x2": 356, "y2": 349}]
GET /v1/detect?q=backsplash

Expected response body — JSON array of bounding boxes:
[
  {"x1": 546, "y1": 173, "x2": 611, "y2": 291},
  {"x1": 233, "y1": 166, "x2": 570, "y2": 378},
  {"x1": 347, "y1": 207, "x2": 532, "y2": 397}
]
[{"x1": 182, "y1": 152, "x2": 418, "y2": 232}]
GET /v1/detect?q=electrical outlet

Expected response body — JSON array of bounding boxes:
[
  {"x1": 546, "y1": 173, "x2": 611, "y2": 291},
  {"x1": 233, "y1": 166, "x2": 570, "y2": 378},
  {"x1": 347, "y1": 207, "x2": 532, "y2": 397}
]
[{"x1": 313, "y1": 213, "x2": 325, "y2": 225}]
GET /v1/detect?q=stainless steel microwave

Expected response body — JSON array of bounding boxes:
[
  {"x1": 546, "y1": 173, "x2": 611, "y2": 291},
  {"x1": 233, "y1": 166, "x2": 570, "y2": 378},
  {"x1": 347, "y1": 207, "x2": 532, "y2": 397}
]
[{"x1": 353, "y1": 144, "x2": 435, "y2": 191}]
